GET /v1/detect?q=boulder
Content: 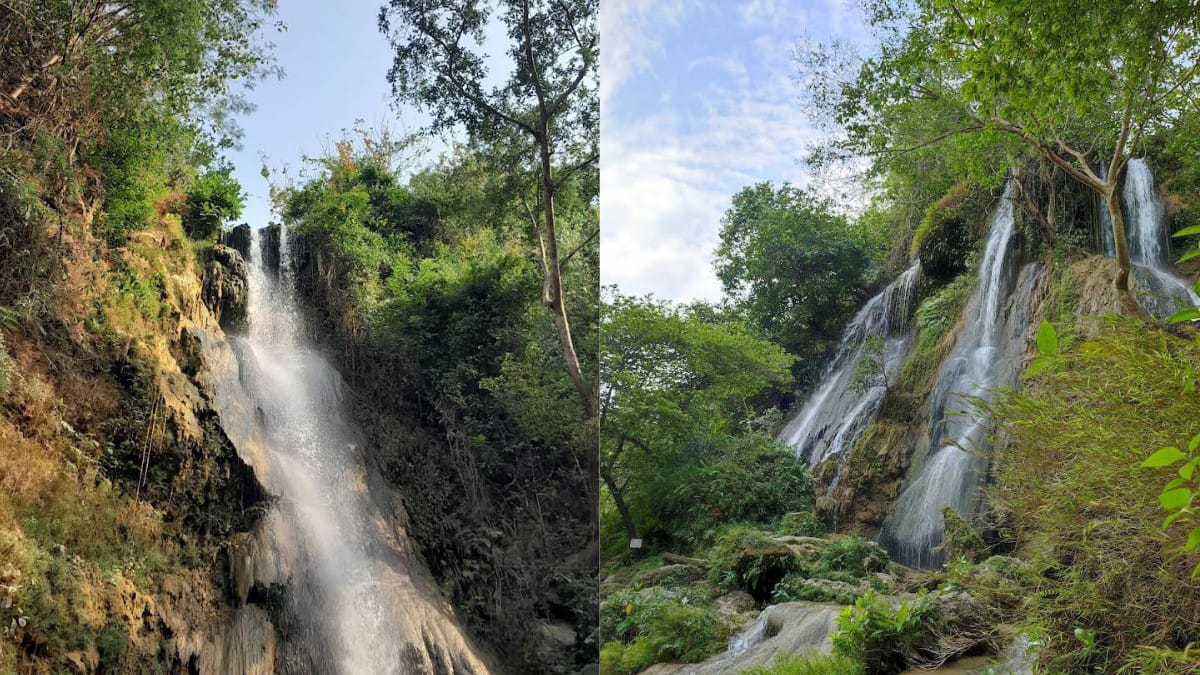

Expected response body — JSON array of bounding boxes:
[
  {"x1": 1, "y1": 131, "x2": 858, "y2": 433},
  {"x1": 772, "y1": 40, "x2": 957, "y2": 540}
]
[{"x1": 714, "y1": 591, "x2": 755, "y2": 617}]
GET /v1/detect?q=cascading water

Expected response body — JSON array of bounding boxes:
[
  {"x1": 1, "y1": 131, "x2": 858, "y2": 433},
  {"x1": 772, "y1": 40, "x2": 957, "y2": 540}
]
[
  {"x1": 879, "y1": 184, "x2": 1039, "y2": 568},
  {"x1": 1122, "y1": 158, "x2": 1200, "y2": 315},
  {"x1": 778, "y1": 263, "x2": 921, "y2": 471},
  {"x1": 225, "y1": 227, "x2": 489, "y2": 674}
]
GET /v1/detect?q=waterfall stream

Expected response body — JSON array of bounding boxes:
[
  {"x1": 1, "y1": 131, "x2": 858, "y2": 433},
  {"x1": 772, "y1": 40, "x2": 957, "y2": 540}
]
[
  {"x1": 879, "y1": 185, "x2": 1039, "y2": 568},
  {"x1": 216, "y1": 228, "x2": 489, "y2": 674},
  {"x1": 778, "y1": 263, "x2": 921, "y2": 470},
  {"x1": 1123, "y1": 158, "x2": 1200, "y2": 315}
]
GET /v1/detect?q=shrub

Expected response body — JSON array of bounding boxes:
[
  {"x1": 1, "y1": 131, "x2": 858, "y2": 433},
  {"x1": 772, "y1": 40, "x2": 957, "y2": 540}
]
[
  {"x1": 832, "y1": 590, "x2": 935, "y2": 674},
  {"x1": 708, "y1": 527, "x2": 799, "y2": 599},
  {"x1": 777, "y1": 511, "x2": 826, "y2": 538},
  {"x1": 993, "y1": 319, "x2": 1200, "y2": 672},
  {"x1": 911, "y1": 181, "x2": 990, "y2": 281},
  {"x1": 812, "y1": 536, "x2": 889, "y2": 579},
  {"x1": 96, "y1": 621, "x2": 129, "y2": 667},
  {"x1": 183, "y1": 166, "x2": 245, "y2": 241},
  {"x1": 658, "y1": 435, "x2": 818, "y2": 549},
  {"x1": 771, "y1": 574, "x2": 866, "y2": 605},
  {"x1": 599, "y1": 586, "x2": 729, "y2": 673}
]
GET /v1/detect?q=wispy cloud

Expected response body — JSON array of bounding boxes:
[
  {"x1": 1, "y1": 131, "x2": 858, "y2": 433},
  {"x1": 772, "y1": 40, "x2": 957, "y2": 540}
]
[{"x1": 602, "y1": 1, "x2": 864, "y2": 302}]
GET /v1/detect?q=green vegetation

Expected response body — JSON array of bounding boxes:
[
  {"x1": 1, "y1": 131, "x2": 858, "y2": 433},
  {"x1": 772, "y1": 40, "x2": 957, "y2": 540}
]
[
  {"x1": 278, "y1": 129, "x2": 597, "y2": 671},
  {"x1": 182, "y1": 164, "x2": 246, "y2": 240},
  {"x1": 605, "y1": 3, "x2": 1200, "y2": 675},
  {"x1": 600, "y1": 292, "x2": 801, "y2": 556},
  {"x1": 0, "y1": 1, "x2": 275, "y2": 671},
  {"x1": 832, "y1": 591, "x2": 936, "y2": 674},
  {"x1": 997, "y1": 320, "x2": 1200, "y2": 672},
  {"x1": 599, "y1": 586, "x2": 730, "y2": 674},
  {"x1": 381, "y1": 0, "x2": 599, "y2": 416},
  {"x1": 715, "y1": 182, "x2": 879, "y2": 382}
]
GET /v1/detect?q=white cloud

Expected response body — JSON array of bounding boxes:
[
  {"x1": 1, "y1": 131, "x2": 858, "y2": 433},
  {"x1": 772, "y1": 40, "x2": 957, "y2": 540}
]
[
  {"x1": 738, "y1": 0, "x2": 808, "y2": 29},
  {"x1": 601, "y1": 1, "x2": 873, "y2": 302},
  {"x1": 600, "y1": 0, "x2": 685, "y2": 110}
]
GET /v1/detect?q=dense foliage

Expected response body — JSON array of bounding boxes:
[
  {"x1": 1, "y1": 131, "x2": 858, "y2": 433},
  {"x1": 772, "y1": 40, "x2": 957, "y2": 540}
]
[
  {"x1": 599, "y1": 292, "x2": 811, "y2": 555},
  {"x1": 714, "y1": 182, "x2": 879, "y2": 380}
]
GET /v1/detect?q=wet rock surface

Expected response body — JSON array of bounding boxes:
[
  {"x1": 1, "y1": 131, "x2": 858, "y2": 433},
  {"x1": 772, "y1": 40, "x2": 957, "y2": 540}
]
[{"x1": 642, "y1": 602, "x2": 842, "y2": 674}]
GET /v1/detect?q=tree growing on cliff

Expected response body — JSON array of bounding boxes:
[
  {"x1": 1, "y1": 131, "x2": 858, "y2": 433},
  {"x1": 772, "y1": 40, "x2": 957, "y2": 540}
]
[
  {"x1": 812, "y1": 0, "x2": 1200, "y2": 312},
  {"x1": 379, "y1": 0, "x2": 599, "y2": 419},
  {"x1": 183, "y1": 165, "x2": 246, "y2": 241},
  {"x1": 714, "y1": 182, "x2": 875, "y2": 381}
]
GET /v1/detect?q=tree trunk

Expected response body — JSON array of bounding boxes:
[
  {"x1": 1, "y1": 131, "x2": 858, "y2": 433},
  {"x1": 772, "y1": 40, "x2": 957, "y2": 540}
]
[
  {"x1": 538, "y1": 135, "x2": 597, "y2": 419},
  {"x1": 1105, "y1": 188, "x2": 1142, "y2": 316},
  {"x1": 601, "y1": 469, "x2": 638, "y2": 541}
]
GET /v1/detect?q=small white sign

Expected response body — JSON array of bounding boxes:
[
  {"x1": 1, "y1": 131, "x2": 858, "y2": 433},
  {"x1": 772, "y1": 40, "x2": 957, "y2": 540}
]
[{"x1": 629, "y1": 538, "x2": 643, "y2": 549}]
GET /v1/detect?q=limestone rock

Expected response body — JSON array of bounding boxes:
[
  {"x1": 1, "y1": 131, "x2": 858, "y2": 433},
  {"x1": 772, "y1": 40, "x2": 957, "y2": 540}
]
[
  {"x1": 202, "y1": 245, "x2": 248, "y2": 333},
  {"x1": 261, "y1": 223, "x2": 282, "y2": 274},
  {"x1": 645, "y1": 602, "x2": 843, "y2": 674},
  {"x1": 715, "y1": 591, "x2": 756, "y2": 617}
]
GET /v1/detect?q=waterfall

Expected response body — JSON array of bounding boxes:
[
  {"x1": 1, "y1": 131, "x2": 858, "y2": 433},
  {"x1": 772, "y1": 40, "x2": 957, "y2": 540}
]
[
  {"x1": 226, "y1": 227, "x2": 489, "y2": 674},
  {"x1": 879, "y1": 184, "x2": 1038, "y2": 568},
  {"x1": 727, "y1": 606, "x2": 773, "y2": 657},
  {"x1": 1122, "y1": 158, "x2": 1200, "y2": 315},
  {"x1": 778, "y1": 262, "x2": 921, "y2": 469}
]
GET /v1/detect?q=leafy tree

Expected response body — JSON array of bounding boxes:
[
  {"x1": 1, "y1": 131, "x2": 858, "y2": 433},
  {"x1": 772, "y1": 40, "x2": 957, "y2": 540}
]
[
  {"x1": 379, "y1": 0, "x2": 599, "y2": 418},
  {"x1": 599, "y1": 290, "x2": 793, "y2": 545},
  {"x1": 0, "y1": 0, "x2": 278, "y2": 144},
  {"x1": 183, "y1": 165, "x2": 245, "y2": 240},
  {"x1": 714, "y1": 182, "x2": 876, "y2": 375},
  {"x1": 817, "y1": 0, "x2": 1200, "y2": 312}
]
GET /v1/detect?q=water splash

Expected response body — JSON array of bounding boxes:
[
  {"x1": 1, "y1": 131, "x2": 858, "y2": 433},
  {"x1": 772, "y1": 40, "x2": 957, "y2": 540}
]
[
  {"x1": 778, "y1": 263, "x2": 921, "y2": 469},
  {"x1": 227, "y1": 227, "x2": 489, "y2": 674},
  {"x1": 880, "y1": 185, "x2": 1039, "y2": 568}
]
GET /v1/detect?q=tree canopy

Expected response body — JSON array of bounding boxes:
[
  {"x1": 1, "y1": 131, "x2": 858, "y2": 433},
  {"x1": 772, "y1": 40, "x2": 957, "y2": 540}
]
[{"x1": 714, "y1": 182, "x2": 877, "y2": 376}]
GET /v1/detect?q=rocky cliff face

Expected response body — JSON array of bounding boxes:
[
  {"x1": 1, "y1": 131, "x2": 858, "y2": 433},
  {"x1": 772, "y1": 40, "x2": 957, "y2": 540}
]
[{"x1": 0, "y1": 206, "x2": 284, "y2": 673}]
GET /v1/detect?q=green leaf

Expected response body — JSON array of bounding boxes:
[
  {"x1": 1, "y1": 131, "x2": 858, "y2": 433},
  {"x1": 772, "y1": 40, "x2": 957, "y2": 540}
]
[
  {"x1": 1167, "y1": 477, "x2": 1188, "y2": 490},
  {"x1": 1181, "y1": 462, "x2": 1196, "y2": 480},
  {"x1": 1190, "y1": 434, "x2": 1200, "y2": 452},
  {"x1": 1186, "y1": 527, "x2": 1200, "y2": 551},
  {"x1": 1178, "y1": 248, "x2": 1200, "y2": 263},
  {"x1": 1164, "y1": 510, "x2": 1187, "y2": 529},
  {"x1": 1035, "y1": 320, "x2": 1058, "y2": 356},
  {"x1": 1167, "y1": 308, "x2": 1200, "y2": 324},
  {"x1": 1173, "y1": 225, "x2": 1200, "y2": 238},
  {"x1": 1023, "y1": 356, "x2": 1054, "y2": 378},
  {"x1": 1159, "y1": 488, "x2": 1193, "y2": 510},
  {"x1": 1143, "y1": 446, "x2": 1186, "y2": 468}
]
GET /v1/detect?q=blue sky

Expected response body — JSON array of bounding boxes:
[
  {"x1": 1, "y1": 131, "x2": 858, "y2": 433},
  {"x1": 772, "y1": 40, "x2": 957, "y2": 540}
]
[
  {"x1": 600, "y1": 0, "x2": 871, "y2": 301},
  {"x1": 224, "y1": 2, "x2": 413, "y2": 229}
]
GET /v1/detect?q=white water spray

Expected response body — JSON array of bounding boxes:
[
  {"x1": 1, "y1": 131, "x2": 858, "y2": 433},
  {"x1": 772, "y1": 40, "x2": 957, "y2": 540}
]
[
  {"x1": 225, "y1": 227, "x2": 489, "y2": 674},
  {"x1": 778, "y1": 263, "x2": 921, "y2": 470}
]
